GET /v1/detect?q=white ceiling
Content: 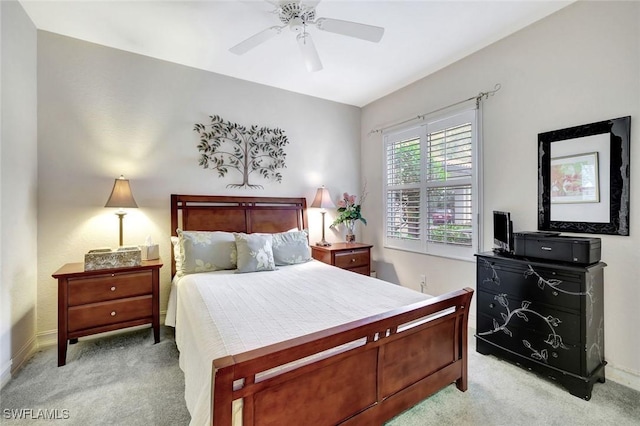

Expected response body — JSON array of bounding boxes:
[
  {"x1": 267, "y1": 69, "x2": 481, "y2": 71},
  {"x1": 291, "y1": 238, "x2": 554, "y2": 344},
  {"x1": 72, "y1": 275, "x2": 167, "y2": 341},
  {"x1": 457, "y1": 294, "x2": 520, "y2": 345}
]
[{"x1": 20, "y1": 0, "x2": 572, "y2": 107}]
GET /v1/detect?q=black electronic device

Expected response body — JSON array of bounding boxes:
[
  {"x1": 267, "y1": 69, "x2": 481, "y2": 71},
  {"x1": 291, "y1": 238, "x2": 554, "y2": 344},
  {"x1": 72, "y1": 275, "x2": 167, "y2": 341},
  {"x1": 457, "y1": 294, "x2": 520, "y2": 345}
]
[
  {"x1": 513, "y1": 231, "x2": 601, "y2": 265},
  {"x1": 493, "y1": 211, "x2": 513, "y2": 254}
]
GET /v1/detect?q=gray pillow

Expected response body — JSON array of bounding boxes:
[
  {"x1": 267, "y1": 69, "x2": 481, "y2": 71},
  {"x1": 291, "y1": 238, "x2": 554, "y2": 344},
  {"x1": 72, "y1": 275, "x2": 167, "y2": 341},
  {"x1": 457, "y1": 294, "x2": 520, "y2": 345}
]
[
  {"x1": 234, "y1": 233, "x2": 276, "y2": 273},
  {"x1": 176, "y1": 230, "x2": 237, "y2": 276},
  {"x1": 272, "y1": 230, "x2": 311, "y2": 265}
]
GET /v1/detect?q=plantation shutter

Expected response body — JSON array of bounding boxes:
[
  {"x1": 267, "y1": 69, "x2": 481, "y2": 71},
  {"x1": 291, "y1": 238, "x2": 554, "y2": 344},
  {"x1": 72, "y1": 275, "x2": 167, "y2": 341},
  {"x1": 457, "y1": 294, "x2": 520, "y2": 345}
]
[
  {"x1": 383, "y1": 107, "x2": 478, "y2": 258},
  {"x1": 425, "y1": 121, "x2": 473, "y2": 246},
  {"x1": 384, "y1": 129, "x2": 422, "y2": 251}
]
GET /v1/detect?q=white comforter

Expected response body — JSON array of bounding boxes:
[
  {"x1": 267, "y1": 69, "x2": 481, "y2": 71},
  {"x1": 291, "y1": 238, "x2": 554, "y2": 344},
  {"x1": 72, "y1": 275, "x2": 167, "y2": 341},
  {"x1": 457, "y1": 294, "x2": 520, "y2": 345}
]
[{"x1": 166, "y1": 260, "x2": 430, "y2": 426}]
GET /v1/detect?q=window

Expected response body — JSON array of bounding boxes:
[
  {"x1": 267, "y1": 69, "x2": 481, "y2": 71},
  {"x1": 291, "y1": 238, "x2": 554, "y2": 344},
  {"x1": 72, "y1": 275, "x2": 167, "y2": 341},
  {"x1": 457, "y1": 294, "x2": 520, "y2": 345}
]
[{"x1": 384, "y1": 108, "x2": 479, "y2": 259}]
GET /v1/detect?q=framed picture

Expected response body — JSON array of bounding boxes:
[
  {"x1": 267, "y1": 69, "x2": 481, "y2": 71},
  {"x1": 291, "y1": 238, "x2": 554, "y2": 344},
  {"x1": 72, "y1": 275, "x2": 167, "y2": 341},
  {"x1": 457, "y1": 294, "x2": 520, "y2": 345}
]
[
  {"x1": 538, "y1": 116, "x2": 630, "y2": 236},
  {"x1": 550, "y1": 152, "x2": 599, "y2": 204}
]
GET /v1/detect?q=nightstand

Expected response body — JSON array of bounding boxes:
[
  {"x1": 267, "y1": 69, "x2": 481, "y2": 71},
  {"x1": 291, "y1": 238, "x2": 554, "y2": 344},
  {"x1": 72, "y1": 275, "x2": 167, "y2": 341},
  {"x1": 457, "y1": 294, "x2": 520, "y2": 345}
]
[
  {"x1": 52, "y1": 258, "x2": 163, "y2": 366},
  {"x1": 311, "y1": 243, "x2": 372, "y2": 276}
]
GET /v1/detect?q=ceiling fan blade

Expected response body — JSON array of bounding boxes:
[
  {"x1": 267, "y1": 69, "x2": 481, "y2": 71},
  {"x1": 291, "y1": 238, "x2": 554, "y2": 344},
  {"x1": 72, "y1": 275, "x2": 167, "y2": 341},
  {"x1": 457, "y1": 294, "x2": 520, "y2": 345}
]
[
  {"x1": 315, "y1": 18, "x2": 384, "y2": 42},
  {"x1": 229, "y1": 26, "x2": 282, "y2": 55},
  {"x1": 297, "y1": 32, "x2": 323, "y2": 72}
]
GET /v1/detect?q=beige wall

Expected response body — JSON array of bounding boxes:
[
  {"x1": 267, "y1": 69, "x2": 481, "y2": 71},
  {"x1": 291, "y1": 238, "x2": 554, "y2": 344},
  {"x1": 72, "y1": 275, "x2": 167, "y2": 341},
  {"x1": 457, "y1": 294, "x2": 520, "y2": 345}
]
[
  {"x1": 1, "y1": 0, "x2": 38, "y2": 386},
  {"x1": 361, "y1": 1, "x2": 639, "y2": 388},
  {"x1": 36, "y1": 32, "x2": 362, "y2": 343}
]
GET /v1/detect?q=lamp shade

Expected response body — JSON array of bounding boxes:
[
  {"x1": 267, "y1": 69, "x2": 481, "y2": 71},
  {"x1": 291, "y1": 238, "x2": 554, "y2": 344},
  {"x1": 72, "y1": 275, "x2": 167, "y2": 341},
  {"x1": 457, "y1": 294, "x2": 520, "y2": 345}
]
[
  {"x1": 310, "y1": 186, "x2": 335, "y2": 209},
  {"x1": 104, "y1": 175, "x2": 138, "y2": 208}
]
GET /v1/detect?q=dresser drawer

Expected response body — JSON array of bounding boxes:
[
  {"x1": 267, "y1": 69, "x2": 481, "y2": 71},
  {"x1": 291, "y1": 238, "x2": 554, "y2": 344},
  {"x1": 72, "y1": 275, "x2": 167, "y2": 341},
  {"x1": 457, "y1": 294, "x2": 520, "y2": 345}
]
[
  {"x1": 68, "y1": 271, "x2": 152, "y2": 306},
  {"x1": 68, "y1": 295, "x2": 152, "y2": 332},
  {"x1": 477, "y1": 258, "x2": 584, "y2": 311},
  {"x1": 334, "y1": 250, "x2": 369, "y2": 269},
  {"x1": 477, "y1": 312, "x2": 582, "y2": 375},
  {"x1": 477, "y1": 290, "x2": 581, "y2": 344}
]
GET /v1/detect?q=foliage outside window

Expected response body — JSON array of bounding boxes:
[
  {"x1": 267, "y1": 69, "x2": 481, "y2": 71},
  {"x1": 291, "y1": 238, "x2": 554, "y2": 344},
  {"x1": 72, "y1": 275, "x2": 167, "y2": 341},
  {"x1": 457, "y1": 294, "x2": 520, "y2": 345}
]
[{"x1": 383, "y1": 108, "x2": 479, "y2": 259}]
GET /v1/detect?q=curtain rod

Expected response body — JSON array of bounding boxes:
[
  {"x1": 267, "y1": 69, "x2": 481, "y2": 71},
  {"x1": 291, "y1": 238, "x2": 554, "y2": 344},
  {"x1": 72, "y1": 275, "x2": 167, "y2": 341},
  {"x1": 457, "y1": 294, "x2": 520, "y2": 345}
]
[{"x1": 368, "y1": 83, "x2": 502, "y2": 136}]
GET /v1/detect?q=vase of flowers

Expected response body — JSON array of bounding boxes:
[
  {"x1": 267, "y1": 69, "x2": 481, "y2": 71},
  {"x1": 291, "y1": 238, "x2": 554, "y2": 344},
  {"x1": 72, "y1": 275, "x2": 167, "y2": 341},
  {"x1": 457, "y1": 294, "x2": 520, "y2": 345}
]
[{"x1": 331, "y1": 191, "x2": 367, "y2": 243}]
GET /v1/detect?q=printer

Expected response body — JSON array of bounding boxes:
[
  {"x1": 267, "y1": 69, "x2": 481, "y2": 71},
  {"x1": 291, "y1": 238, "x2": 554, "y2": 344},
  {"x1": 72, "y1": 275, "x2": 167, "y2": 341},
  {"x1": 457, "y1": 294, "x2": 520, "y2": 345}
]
[{"x1": 513, "y1": 231, "x2": 601, "y2": 265}]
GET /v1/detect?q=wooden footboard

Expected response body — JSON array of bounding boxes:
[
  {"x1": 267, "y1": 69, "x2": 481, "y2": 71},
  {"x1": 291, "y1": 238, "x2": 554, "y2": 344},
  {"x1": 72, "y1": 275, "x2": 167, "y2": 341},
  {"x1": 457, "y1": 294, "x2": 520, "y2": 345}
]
[{"x1": 212, "y1": 287, "x2": 474, "y2": 426}]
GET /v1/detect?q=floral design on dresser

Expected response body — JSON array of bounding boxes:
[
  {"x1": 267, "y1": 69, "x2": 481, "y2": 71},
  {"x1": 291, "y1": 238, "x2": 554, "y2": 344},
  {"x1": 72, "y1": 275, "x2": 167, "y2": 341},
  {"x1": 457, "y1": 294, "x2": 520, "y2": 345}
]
[
  {"x1": 524, "y1": 265, "x2": 593, "y2": 308},
  {"x1": 588, "y1": 318, "x2": 605, "y2": 365},
  {"x1": 479, "y1": 258, "x2": 501, "y2": 286},
  {"x1": 477, "y1": 293, "x2": 568, "y2": 362},
  {"x1": 478, "y1": 262, "x2": 597, "y2": 364}
]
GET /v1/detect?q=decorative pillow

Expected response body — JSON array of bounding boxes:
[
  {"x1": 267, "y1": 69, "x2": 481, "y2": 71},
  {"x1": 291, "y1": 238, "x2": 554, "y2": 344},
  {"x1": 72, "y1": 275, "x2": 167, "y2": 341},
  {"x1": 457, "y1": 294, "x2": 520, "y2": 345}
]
[
  {"x1": 272, "y1": 230, "x2": 311, "y2": 265},
  {"x1": 171, "y1": 236, "x2": 182, "y2": 274},
  {"x1": 234, "y1": 233, "x2": 276, "y2": 273},
  {"x1": 176, "y1": 230, "x2": 237, "y2": 276}
]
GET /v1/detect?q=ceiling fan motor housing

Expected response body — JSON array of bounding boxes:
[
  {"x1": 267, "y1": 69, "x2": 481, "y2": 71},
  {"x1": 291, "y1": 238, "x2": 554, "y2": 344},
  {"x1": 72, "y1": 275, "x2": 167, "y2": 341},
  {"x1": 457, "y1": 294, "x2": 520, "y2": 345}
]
[{"x1": 279, "y1": 2, "x2": 316, "y2": 28}]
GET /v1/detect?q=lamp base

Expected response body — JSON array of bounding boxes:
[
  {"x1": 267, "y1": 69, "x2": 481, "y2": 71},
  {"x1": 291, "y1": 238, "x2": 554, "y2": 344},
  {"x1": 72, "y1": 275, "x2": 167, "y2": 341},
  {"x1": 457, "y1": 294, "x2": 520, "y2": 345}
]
[
  {"x1": 116, "y1": 211, "x2": 126, "y2": 247},
  {"x1": 316, "y1": 240, "x2": 332, "y2": 247}
]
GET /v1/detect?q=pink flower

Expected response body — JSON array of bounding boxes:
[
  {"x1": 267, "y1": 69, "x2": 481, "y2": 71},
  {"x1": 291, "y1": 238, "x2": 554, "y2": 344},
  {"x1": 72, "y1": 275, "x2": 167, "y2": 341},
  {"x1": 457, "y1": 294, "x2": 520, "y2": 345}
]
[{"x1": 330, "y1": 186, "x2": 368, "y2": 228}]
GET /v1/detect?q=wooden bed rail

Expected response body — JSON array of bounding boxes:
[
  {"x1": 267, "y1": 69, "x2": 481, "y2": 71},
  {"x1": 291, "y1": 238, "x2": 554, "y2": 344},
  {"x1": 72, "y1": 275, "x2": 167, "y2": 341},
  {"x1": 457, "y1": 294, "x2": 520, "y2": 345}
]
[{"x1": 212, "y1": 287, "x2": 474, "y2": 426}]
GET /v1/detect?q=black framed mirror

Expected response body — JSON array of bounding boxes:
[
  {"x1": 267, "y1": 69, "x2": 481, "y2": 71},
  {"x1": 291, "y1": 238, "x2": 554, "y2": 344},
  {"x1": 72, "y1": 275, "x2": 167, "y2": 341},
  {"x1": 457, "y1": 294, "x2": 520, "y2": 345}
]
[{"x1": 538, "y1": 116, "x2": 631, "y2": 235}]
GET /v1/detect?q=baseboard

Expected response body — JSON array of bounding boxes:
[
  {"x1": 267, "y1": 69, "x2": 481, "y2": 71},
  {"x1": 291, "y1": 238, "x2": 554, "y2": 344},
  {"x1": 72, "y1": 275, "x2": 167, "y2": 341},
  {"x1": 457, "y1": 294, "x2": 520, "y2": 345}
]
[
  {"x1": 2, "y1": 335, "x2": 38, "y2": 389},
  {"x1": 36, "y1": 329, "x2": 58, "y2": 348},
  {"x1": 606, "y1": 363, "x2": 640, "y2": 392},
  {"x1": 1, "y1": 359, "x2": 12, "y2": 390}
]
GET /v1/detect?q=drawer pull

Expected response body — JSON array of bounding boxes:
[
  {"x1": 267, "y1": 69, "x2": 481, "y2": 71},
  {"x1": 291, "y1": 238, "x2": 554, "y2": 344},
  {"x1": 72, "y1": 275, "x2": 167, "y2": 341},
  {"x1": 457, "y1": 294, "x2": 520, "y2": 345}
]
[
  {"x1": 351, "y1": 258, "x2": 356, "y2": 263},
  {"x1": 111, "y1": 286, "x2": 116, "y2": 292},
  {"x1": 489, "y1": 303, "x2": 495, "y2": 308},
  {"x1": 110, "y1": 311, "x2": 117, "y2": 316},
  {"x1": 552, "y1": 291, "x2": 558, "y2": 296}
]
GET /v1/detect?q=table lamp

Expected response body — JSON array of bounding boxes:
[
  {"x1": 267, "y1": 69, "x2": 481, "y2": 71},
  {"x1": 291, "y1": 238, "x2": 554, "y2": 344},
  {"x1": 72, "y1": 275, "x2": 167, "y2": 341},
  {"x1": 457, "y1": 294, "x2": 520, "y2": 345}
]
[
  {"x1": 310, "y1": 185, "x2": 335, "y2": 247},
  {"x1": 104, "y1": 175, "x2": 138, "y2": 246}
]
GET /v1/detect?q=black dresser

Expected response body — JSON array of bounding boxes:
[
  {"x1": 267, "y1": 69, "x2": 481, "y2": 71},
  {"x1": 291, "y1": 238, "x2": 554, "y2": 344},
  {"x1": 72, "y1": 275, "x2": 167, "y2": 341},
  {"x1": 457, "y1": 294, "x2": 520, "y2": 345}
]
[{"x1": 475, "y1": 251, "x2": 606, "y2": 400}]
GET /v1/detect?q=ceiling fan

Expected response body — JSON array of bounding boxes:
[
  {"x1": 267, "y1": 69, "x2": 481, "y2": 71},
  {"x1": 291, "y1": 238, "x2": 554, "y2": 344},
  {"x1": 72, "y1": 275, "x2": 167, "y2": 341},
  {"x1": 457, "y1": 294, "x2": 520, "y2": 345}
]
[{"x1": 230, "y1": 0, "x2": 385, "y2": 72}]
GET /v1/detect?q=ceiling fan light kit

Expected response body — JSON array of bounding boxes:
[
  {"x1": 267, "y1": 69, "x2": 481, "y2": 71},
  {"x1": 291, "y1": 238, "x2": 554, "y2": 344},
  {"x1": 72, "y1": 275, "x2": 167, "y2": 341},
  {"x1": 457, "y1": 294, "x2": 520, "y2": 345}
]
[{"x1": 230, "y1": 0, "x2": 385, "y2": 72}]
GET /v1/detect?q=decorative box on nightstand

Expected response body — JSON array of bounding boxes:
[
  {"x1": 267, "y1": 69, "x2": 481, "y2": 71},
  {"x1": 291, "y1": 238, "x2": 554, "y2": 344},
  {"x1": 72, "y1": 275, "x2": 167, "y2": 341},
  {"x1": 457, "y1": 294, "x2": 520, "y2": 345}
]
[
  {"x1": 311, "y1": 242, "x2": 372, "y2": 276},
  {"x1": 52, "y1": 258, "x2": 163, "y2": 366}
]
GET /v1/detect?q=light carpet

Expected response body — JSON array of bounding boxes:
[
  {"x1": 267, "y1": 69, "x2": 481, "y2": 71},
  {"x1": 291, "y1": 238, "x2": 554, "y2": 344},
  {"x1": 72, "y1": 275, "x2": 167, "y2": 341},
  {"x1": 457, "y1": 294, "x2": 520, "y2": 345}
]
[{"x1": 1, "y1": 326, "x2": 638, "y2": 425}]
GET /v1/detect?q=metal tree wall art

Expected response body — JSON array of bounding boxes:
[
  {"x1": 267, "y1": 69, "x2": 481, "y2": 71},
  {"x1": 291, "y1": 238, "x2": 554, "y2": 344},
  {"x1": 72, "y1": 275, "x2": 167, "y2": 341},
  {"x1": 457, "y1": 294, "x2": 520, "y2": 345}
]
[{"x1": 194, "y1": 115, "x2": 289, "y2": 189}]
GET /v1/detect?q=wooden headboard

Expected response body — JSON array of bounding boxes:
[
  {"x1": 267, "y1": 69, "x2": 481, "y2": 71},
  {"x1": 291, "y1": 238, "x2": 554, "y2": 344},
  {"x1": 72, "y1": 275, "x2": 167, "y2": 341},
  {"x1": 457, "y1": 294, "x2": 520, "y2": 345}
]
[{"x1": 170, "y1": 194, "x2": 308, "y2": 277}]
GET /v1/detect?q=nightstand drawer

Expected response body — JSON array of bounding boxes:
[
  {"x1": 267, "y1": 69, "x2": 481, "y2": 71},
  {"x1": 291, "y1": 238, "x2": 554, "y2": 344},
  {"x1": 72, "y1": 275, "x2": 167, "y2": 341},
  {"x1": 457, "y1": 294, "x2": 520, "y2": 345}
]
[
  {"x1": 349, "y1": 266, "x2": 371, "y2": 275},
  {"x1": 68, "y1": 271, "x2": 152, "y2": 306},
  {"x1": 334, "y1": 250, "x2": 369, "y2": 269},
  {"x1": 68, "y1": 295, "x2": 152, "y2": 332},
  {"x1": 311, "y1": 243, "x2": 372, "y2": 277}
]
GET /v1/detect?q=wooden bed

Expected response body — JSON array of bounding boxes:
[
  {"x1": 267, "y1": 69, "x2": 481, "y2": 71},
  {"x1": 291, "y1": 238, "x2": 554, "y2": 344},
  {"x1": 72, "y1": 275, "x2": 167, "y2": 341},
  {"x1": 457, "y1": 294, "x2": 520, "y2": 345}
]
[{"x1": 170, "y1": 194, "x2": 474, "y2": 426}]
